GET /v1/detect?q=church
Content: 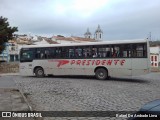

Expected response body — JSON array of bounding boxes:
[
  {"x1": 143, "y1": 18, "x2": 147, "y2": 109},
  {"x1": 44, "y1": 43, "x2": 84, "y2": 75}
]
[{"x1": 84, "y1": 25, "x2": 103, "y2": 41}]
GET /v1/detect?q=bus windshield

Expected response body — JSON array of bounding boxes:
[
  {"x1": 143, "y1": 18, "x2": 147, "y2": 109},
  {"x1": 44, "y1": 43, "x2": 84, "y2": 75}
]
[{"x1": 20, "y1": 48, "x2": 34, "y2": 62}]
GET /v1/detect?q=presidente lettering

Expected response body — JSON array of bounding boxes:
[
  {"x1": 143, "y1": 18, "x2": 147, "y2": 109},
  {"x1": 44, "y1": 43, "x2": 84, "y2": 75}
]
[
  {"x1": 48, "y1": 59, "x2": 126, "y2": 67},
  {"x1": 70, "y1": 59, "x2": 125, "y2": 66}
]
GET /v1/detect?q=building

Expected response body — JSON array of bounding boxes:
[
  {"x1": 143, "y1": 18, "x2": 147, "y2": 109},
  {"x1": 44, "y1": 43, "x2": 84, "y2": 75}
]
[
  {"x1": 84, "y1": 28, "x2": 92, "y2": 39},
  {"x1": 84, "y1": 25, "x2": 103, "y2": 41},
  {"x1": 52, "y1": 35, "x2": 97, "y2": 44},
  {"x1": 8, "y1": 40, "x2": 19, "y2": 62},
  {"x1": 0, "y1": 43, "x2": 9, "y2": 62},
  {"x1": 94, "y1": 25, "x2": 103, "y2": 41},
  {"x1": 150, "y1": 46, "x2": 160, "y2": 68}
]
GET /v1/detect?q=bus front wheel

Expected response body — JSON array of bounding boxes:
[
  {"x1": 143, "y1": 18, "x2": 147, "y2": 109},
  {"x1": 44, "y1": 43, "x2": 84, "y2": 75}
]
[
  {"x1": 35, "y1": 67, "x2": 44, "y2": 78},
  {"x1": 95, "y1": 68, "x2": 108, "y2": 80}
]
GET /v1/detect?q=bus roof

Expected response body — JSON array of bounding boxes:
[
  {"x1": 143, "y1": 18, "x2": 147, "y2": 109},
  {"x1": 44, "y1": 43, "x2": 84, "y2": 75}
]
[{"x1": 21, "y1": 39, "x2": 148, "y2": 48}]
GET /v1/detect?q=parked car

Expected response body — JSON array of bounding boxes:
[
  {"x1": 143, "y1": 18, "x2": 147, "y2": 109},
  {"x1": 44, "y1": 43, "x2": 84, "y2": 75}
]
[{"x1": 128, "y1": 99, "x2": 160, "y2": 120}]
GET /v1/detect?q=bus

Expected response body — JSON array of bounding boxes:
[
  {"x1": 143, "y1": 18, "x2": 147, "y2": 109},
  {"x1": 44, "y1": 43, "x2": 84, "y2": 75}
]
[{"x1": 19, "y1": 39, "x2": 150, "y2": 80}]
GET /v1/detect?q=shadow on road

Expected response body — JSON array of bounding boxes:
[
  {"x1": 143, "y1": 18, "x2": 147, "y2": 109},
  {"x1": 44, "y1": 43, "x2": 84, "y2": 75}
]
[
  {"x1": 109, "y1": 77, "x2": 150, "y2": 83},
  {"x1": 22, "y1": 75, "x2": 150, "y2": 84}
]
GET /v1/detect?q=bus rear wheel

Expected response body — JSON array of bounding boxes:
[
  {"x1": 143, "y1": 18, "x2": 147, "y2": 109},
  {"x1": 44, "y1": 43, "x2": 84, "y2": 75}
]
[
  {"x1": 95, "y1": 68, "x2": 108, "y2": 80},
  {"x1": 35, "y1": 67, "x2": 44, "y2": 78}
]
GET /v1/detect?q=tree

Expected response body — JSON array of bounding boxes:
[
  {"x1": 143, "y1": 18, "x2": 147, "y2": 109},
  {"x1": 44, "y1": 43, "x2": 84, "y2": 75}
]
[{"x1": 0, "y1": 16, "x2": 18, "y2": 54}]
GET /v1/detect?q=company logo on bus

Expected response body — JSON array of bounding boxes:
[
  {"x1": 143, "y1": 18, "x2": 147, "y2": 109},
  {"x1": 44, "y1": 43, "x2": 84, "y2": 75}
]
[{"x1": 48, "y1": 59, "x2": 126, "y2": 67}]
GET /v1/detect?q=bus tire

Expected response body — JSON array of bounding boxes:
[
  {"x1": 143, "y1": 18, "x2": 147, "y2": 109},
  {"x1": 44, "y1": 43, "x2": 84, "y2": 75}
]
[
  {"x1": 95, "y1": 68, "x2": 108, "y2": 80},
  {"x1": 35, "y1": 67, "x2": 44, "y2": 78}
]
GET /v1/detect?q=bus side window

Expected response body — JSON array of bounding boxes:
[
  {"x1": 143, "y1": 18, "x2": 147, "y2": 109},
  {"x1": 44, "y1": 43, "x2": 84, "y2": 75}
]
[
  {"x1": 132, "y1": 43, "x2": 147, "y2": 58},
  {"x1": 98, "y1": 45, "x2": 110, "y2": 58},
  {"x1": 84, "y1": 47, "x2": 92, "y2": 58},
  {"x1": 69, "y1": 48, "x2": 75, "y2": 58},
  {"x1": 55, "y1": 48, "x2": 62, "y2": 58},
  {"x1": 44, "y1": 49, "x2": 50, "y2": 59},
  {"x1": 111, "y1": 46, "x2": 120, "y2": 58},
  {"x1": 75, "y1": 48, "x2": 82, "y2": 58},
  {"x1": 35, "y1": 48, "x2": 46, "y2": 59},
  {"x1": 50, "y1": 48, "x2": 56, "y2": 58},
  {"x1": 35, "y1": 49, "x2": 41, "y2": 59},
  {"x1": 121, "y1": 44, "x2": 131, "y2": 58},
  {"x1": 92, "y1": 47, "x2": 98, "y2": 58}
]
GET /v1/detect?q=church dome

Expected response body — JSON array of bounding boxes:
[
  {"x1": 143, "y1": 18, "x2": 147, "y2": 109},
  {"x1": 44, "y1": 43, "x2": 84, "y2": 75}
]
[
  {"x1": 95, "y1": 25, "x2": 103, "y2": 33},
  {"x1": 84, "y1": 28, "x2": 91, "y2": 35}
]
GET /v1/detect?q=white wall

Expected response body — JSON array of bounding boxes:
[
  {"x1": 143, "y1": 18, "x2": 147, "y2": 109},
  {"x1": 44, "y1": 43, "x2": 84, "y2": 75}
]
[{"x1": 150, "y1": 46, "x2": 160, "y2": 67}]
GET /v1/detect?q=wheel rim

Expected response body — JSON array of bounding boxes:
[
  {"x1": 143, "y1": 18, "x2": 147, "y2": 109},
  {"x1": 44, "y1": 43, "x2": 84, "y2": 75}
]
[
  {"x1": 38, "y1": 69, "x2": 43, "y2": 76},
  {"x1": 98, "y1": 71, "x2": 104, "y2": 78}
]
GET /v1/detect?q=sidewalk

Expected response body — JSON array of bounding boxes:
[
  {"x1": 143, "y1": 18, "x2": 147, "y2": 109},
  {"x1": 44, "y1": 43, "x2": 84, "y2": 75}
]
[
  {"x1": 0, "y1": 88, "x2": 30, "y2": 111},
  {"x1": 0, "y1": 73, "x2": 31, "y2": 111},
  {"x1": 0, "y1": 74, "x2": 34, "y2": 119}
]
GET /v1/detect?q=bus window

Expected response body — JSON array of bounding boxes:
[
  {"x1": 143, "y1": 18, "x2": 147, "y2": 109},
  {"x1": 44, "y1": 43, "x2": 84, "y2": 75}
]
[
  {"x1": 75, "y1": 47, "x2": 82, "y2": 58},
  {"x1": 132, "y1": 43, "x2": 147, "y2": 58},
  {"x1": 44, "y1": 49, "x2": 50, "y2": 59},
  {"x1": 35, "y1": 48, "x2": 45, "y2": 59},
  {"x1": 69, "y1": 48, "x2": 75, "y2": 58},
  {"x1": 48, "y1": 48, "x2": 56, "y2": 58},
  {"x1": 92, "y1": 47, "x2": 98, "y2": 58},
  {"x1": 55, "y1": 48, "x2": 61, "y2": 58},
  {"x1": 121, "y1": 44, "x2": 131, "y2": 58},
  {"x1": 83, "y1": 47, "x2": 92, "y2": 58},
  {"x1": 98, "y1": 45, "x2": 110, "y2": 58},
  {"x1": 111, "y1": 45, "x2": 120, "y2": 58},
  {"x1": 61, "y1": 47, "x2": 68, "y2": 58},
  {"x1": 20, "y1": 48, "x2": 34, "y2": 62}
]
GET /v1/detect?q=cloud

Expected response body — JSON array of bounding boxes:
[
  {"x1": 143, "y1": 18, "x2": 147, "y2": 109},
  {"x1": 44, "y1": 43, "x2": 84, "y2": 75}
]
[{"x1": 0, "y1": 0, "x2": 160, "y2": 40}]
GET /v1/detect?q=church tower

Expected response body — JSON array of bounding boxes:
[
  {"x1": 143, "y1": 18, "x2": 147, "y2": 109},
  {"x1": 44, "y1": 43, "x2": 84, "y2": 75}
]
[
  {"x1": 84, "y1": 28, "x2": 92, "y2": 39},
  {"x1": 94, "y1": 25, "x2": 103, "y2": 40}
]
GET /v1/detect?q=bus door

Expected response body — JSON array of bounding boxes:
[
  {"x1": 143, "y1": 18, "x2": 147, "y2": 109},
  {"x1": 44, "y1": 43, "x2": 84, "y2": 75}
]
[
  {"x1": 20, "y1": 48, "x2": 35, "y2": 76},
  {"x1": 110, "y1": 44, "x2": 132, "y2": 77},
  {"x1": 131, "y1": 43, "x2": 148, "y2": 76}
]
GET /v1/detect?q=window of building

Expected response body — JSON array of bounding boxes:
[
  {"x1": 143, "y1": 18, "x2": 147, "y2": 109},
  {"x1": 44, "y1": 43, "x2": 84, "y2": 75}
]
[
  {"x1": 151, "y1": 62, "x2": 153, "y2": 66},
  {"x1": 155, "y1": 63, "x2": 157, "y2": 66},
  {"x1": 10, "y1": 55, "x2": 14, "y2": 62},
  {"x1": 15, "y1": 55, "x2": 19, "y2": 61},
  {"x1": 155, "y1": 56, "x2": 157, "y2": 61},
  {"x1": 151, "y1": 56, "x2": 153, "y2": 61}
]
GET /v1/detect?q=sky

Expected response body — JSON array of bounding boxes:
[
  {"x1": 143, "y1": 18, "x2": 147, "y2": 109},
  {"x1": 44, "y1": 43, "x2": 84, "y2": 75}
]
[{"x1": 0, "y1": 0, "x2": 160, "y2": 40}]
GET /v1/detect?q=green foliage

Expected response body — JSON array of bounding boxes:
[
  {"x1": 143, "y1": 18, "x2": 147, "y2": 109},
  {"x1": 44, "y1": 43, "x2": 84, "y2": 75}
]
[{"x1": 0, "y1": 16, "x2": 18, "y2": 54}]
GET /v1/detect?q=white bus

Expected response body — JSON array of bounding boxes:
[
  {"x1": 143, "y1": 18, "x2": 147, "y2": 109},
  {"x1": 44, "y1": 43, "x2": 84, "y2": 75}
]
[{"x1": 19, "y1": 39, "x2": 150, "y2": 80}]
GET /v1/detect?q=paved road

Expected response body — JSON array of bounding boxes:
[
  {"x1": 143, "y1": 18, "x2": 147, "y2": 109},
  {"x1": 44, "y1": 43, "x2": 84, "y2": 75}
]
[
  {"x1": 3, "y1": 72, "x2": 160, "y2": 120},
  {"x1": 0, "y1": 76, "x2": 16, "y2": 88}
]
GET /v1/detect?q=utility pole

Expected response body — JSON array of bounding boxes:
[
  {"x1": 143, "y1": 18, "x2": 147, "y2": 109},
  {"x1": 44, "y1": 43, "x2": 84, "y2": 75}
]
[{"x1": 149, "y1": 32, "x2": 152, "y2": 41}]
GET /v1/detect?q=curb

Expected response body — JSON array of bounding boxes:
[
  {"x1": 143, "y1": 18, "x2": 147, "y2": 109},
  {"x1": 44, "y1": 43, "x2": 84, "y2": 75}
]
[
  {"x1": 0, "y1": 73, "x2": 19, "y2": 76},
  {"x1": 14, "y1": 89, "x2": 43, "y2": 120},
  {"x1": 18, "y1": 89, "x2": 33, "y2": 112}
]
